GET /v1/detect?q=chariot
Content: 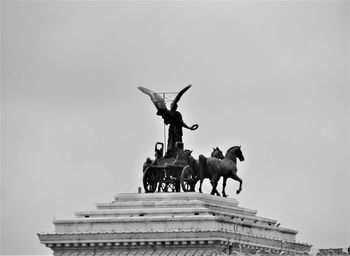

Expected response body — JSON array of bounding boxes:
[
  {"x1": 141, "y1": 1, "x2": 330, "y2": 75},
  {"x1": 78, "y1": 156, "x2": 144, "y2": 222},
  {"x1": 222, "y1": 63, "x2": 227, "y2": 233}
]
[{"x1": 142, "y1": 142, "x2": 197, "y2": 193}]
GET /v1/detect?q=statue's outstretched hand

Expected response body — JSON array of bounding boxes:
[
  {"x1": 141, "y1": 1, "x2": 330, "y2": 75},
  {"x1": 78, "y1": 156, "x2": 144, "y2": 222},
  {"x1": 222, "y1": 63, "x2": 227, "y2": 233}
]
[{"x1": 191, "y1": 124, "x2": 199, "y2": 131}]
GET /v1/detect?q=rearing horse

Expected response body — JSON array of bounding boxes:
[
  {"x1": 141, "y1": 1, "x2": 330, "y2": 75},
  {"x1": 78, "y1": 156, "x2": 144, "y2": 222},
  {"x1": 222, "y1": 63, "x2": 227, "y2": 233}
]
[{"x1": 199, "y1": 146, "x2": 244, "y2": 197}]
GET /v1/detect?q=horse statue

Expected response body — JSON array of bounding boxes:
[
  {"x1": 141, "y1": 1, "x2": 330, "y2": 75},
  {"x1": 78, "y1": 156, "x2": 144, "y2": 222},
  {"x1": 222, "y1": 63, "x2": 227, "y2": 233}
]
[
  {"x1": 199, "y1": 146, "x2": 244, "y2": 197},
  {"x1": 184, "y1": 147, "x2": 224, "y2": 192},
  {"x1": 211, "y1": 147, "x2": 225, "y2": 159}
]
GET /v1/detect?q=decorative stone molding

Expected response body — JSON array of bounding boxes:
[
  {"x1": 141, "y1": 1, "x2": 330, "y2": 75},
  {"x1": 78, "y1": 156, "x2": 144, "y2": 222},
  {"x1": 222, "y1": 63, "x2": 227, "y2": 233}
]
[{"x1": 38, "y1": 193, "x2": 311, "y2": 255}]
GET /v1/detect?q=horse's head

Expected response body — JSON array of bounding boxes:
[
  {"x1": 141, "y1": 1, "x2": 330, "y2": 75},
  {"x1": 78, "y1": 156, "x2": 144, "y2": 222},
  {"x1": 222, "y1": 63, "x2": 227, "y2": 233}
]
[
  {"x1": 183, "y1": 149, "x2": 193, "y2": 160},
  {"x1": 211, "y1": 147, "x2": 224, "y2": 159},
  {"x1": 183, "y1": 149, "x2": 196, "y2": 166},
  {"x1": 226, "y1": 146, "x2": 245, "y2": 162},
  {"x1": 235, "y1": 146, "x2": 245, "y2": 161}
]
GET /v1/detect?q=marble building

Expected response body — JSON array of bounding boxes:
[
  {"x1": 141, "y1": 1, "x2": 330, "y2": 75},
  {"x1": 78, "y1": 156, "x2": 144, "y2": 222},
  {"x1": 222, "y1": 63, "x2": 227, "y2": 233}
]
[{"x1": 38, "y1": 192, "x2": 311, "y2": 255}]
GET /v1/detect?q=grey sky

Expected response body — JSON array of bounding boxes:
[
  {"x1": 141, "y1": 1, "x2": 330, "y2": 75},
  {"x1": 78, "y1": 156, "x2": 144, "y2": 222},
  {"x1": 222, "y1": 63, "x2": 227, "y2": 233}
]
[{"x1": 1, "y1": 1, "x2": 349, "y2": 255}]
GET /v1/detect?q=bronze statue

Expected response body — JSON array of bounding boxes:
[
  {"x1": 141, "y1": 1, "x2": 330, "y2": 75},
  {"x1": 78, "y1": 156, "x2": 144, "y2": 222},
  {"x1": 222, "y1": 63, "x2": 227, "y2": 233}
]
[
  {"x1": 199, "y1": 146, "x2": 244, "y2": 197},
  {"x1": 183, "y1": 147, "x2": 225, "y2": 192},
  {"x1": 138, "y1": 85, "x2": 198, "y2": 158}
]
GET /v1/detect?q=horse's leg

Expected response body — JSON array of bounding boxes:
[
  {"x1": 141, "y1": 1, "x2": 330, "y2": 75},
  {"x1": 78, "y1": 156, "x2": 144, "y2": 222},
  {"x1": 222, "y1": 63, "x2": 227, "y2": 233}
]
[
  {"x1": 210, "y1": 176, "x2": 220, "y2": 196},
  {"x1": 232, "y1": 173, "x2": 242, "y2": 194},
  {"x1": 222, "y1": 177, "x2": 228, "y2": 197},
  {"x1": 199, "y1": 178, "x2": 204, "y2": 193},
  {"x1": 215, "y1": 177, "x2": 221, "y2": 196},
  {"x1": 210, "y1": 176, "x2": 216, "y2": 195}
]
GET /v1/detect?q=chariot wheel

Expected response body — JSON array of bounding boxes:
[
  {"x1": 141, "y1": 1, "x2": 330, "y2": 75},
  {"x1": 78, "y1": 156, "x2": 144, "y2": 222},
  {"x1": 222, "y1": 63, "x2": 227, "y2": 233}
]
[
  {"x1": 181, "y1": 165, "x2": 196, "y2": 192},
  {"x1": 158, "y1": 168, "x2": 180, "y2": 192},
  {"x1": 143, "y1": 167, "x2": 158, "y2": 193}
]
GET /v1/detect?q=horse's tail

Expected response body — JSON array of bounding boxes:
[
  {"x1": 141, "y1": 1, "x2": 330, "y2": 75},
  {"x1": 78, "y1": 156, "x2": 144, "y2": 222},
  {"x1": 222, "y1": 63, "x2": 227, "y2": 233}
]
[{"x1": 198, "y1": 154, "x2": 207, "y2": 177}]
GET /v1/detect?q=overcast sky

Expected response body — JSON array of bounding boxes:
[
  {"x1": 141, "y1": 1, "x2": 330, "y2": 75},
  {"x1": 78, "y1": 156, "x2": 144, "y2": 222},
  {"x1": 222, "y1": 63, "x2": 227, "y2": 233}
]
[{"x1": 1, "y1": 1, "x2": 349, "y2": 255}]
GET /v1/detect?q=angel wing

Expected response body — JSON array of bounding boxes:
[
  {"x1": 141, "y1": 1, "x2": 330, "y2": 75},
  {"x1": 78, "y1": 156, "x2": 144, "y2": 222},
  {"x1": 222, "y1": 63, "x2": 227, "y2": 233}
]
[
  {"x1": 170, "y1": 84, "x2": 192, "y2": 111},
  {"x1": 138, "y1": 86, "x2": 167, "y2": 111}
]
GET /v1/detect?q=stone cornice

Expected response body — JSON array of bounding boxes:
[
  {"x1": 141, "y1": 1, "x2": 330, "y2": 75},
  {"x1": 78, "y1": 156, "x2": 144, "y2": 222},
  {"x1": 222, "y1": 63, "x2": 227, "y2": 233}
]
[{"x1": 38, "y1": 230, "x2": 311, "y2": 253}]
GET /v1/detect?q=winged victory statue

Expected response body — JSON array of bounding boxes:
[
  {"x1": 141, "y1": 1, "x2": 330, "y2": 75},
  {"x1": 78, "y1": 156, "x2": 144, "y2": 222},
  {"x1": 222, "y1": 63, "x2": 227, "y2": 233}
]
[{"x1": 138, "y1": 85, "x2": 198, "y2": 158}]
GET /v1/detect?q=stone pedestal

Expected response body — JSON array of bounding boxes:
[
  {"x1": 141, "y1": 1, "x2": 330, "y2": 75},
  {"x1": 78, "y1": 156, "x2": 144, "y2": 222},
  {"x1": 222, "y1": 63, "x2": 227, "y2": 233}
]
[{"x1": 38, "y1": 193, "x2": 311, "y2": 255}]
